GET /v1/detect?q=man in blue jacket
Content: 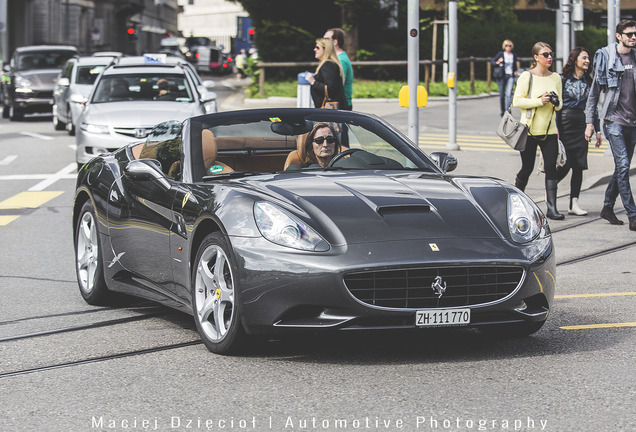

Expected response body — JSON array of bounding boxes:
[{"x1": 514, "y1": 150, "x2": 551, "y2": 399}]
[{"x1": 585, "y1": 19, "x2": 636, "y2": 231}]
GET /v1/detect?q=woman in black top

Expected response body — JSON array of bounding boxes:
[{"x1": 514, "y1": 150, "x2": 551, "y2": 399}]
[
  {"x1": 305, "y1": 38, "x2": 345, "y2": 109},
  {"x1": 557, "y1": 47, "x2": 601, "y2": 215}
]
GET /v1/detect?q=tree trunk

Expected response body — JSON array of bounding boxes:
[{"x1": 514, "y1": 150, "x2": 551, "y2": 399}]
[{"x1": 341, "y1": 5, "x2": 358, "y2": 61}]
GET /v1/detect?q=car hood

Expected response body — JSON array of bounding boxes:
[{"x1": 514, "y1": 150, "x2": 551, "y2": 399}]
[
  {"x1": 83, "y1": 102, "x2": 200, "y2": 127},
  {"x1": 16, "y1": 70, "x2": 60, "y2": 90},
  {"x1": 239, "y1": 172, "x2": 508, "y2": 245}
]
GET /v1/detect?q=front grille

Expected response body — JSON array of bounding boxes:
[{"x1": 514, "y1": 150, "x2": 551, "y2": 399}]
[
  {"x1": 113, "y1": 127, "x2": 151, "y2": 138},
  {"x1": 344, "y1": 266, "x2": 524, "y2": 309}
]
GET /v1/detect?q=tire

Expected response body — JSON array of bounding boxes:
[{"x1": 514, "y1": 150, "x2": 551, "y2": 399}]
[
  {"x1": 75, "y1": 200, "x2": 111, "y2": 305},
  {"x1": 2, "y1": 104, "x2": 9, "y2": 119},
  {"x1": 479, "y1": 321, "x2": 545, "y2": 339},
  {"x1": 9, "y1": 105, "x2": 23, "y2": 121},
  {"x1": 52, "y1": 105, "x2": 66, "y2": 130},
  {"x1": 192, "y1": 232, "x2": 247, "y2": 354},
  {"x1": 67, "y1": 106, "x2": 75, "y2": 136}
]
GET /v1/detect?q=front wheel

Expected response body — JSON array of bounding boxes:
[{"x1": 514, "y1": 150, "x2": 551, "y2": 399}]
[
  {"x1": 52, "y1": 105, "x2": 66, "y2": 130},
  {"x1": 9, "y1": 105, "x2": 23, "y2": 121},
  {"x1": 75, "y1": 200, "x2": 111, "y2": 305},
  {"x1": 192, "y1": 232, "x2": 246, "y2": 354}
]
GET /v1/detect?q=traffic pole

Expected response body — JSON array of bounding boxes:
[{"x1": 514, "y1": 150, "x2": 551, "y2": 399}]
[
  {"x1": 446, "y1": 0, "x2": 459, "y2": 150},
  {"x1": 407, "y1": 0, "x2": 419, "y2": 146}
]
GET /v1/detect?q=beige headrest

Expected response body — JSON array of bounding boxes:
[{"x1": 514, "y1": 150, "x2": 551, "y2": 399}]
[
  {"x1": 202, "y1": 129, "x2": 217, "y2": 169},
  {"x1": 296, "y1": 132, "x2": 309, "y2": 164}
]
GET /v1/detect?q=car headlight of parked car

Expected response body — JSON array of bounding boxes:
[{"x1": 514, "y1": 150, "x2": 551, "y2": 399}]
[
  {"x1": 254, "y1": 202, "x2": 330, "y2": 252},
  {"x1": 508, "y1": 193, "x2": 548, "y2": 243},
  {"x1": 80, "y1": 123, "x2": 110, "y2": 134},
  {"x1": 14, "y1": 76, "x2": 33, "y2": 93},
  {"x1": 203, "y1": 100, "x2": 217, "y2": 114}
]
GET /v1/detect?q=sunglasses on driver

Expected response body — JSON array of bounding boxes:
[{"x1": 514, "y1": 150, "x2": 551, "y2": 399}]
[{"x1": 313, "y1": 136, "x2": 336, "y2": 144}]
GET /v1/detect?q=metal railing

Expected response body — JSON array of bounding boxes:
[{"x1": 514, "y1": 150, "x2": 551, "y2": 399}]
[{"x1": 255, "y1": 57, "x2": 534, "y2": 98}]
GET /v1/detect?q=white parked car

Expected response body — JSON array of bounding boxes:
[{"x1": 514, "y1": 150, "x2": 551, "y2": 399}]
[
  {"x1": 53, "y1": 55, "x2": 118, "y2": 135},
  {"x1": 75, "y1": 57, "x2": 217, "y2": 167}
]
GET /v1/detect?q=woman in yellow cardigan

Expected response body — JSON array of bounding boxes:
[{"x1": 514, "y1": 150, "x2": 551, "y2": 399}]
[{"x1": 513, "y1": 42, "x2": 564, "y2": 220}]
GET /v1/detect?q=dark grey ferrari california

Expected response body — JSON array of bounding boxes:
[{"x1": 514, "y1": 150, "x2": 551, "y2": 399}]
[{"x1": 72, "y1": 108, "x2": 555, "y2": 354}]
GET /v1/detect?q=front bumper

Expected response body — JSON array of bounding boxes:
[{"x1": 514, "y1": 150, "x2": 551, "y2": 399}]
[
  {"x1": 230, "y1": 236, "x2": 556, "y2": 335},
  {"x1": 12, "y1": 95, "x2": 54, "y2": 114}
]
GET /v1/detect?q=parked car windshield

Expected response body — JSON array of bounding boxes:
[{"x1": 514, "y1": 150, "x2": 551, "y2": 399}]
[
  {"x1": 92, "y1": 73, "x2": 194, "y2": 103},
  {"x1": 16, "y1": 50, "x2": 77, "y2": 71},
  {"x1": 76, "y1": 65, "x2": 106, "y2": 85}
]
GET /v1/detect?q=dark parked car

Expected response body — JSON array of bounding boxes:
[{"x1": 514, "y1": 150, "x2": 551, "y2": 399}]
[
  {"x1": 2, "y1": 45, "x2": 80, "y2": 120},
  {"x1": 73, "y1": 109, "x2": 556, "y2": 355}
]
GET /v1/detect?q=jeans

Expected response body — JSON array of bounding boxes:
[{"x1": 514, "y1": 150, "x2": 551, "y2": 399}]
[
  {"x1": 603, "y1": 123, "x2": 636, "y2": 218},
  {"x1": 497, "y1": 75, "x2": 515, "y2": 115}
]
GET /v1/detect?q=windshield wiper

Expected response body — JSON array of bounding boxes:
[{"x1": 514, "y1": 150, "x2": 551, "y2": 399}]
[{"x1": 202, "y1": 171, "x2": 262, "y2": 181}]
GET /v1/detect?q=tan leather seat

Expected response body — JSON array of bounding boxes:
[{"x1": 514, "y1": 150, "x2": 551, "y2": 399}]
[
  {"x1": 283, "y1": 133, "x2": 309, "y2": 170},
  {"x1": 202, "y1": 129, "x2": 234, "y2": 175}
]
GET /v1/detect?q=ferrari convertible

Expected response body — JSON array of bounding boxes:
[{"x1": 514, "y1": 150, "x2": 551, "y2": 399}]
[{"x1": 72, "y1": 108, "x2": 555, "y2": 354}]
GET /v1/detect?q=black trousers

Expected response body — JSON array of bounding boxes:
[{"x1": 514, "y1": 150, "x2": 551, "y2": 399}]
[{"x1": 517, "y1": 134, "x2": 559, "y2": 182}]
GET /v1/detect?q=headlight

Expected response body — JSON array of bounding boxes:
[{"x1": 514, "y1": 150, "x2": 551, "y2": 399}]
[
  {"x1": 80, "y1": 123, "x2": 110, "y2": 134},
  {"x1": 508, "y1": 193, "x2": 548, "y2": 243},
  {"x1": 15, "y1": 76, "x2": 33, "y2": 88},
  {"x1": 203, "y1": 100, "x2": 217, "y2": 114},
  {"x1": 254, "y1": 202, "x2": 330, "y2": 251}
]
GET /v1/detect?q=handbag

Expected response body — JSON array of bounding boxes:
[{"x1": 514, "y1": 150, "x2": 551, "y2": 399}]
[
  {"x1": 321, "y1": 87, "x2": 339, "y2": 110},
  {"x1": 537, "y1": 138, "x2": 567, "y2": 173},
  {"x1": 496, "y1": 72, "x2": 533, "y2": 151},
  {"x1": 556, "y1": 138, "x2": 567, "y2": 167},
  {"x1": 493, "y1": 63, "x2": 505, "y2": 80}
]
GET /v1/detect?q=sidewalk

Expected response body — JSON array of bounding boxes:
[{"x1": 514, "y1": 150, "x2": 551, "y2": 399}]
[{"x1": 219, "y1": 84, "x2": 635, "y2": 210}]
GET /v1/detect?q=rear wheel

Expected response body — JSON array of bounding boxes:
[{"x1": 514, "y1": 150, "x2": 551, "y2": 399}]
[
  {"x1": 75, "y1": 200, "x2": 111, "y2": 305},
  {"x1": 192, "y1": 232, "x2": 246, "y2": 354}
]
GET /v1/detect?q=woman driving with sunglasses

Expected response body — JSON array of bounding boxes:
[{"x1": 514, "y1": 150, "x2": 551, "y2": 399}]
[
  {"x1": 301, "y1": 122, "x2": 342, "y2": 168},
  {"x1": 513, "y1": 41, "x2": 564, "y2": 220}
]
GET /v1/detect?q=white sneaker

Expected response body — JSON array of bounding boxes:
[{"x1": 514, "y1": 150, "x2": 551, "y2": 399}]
[{"x1": 568, "y1": 198, "x2": 588, "y2": 216}]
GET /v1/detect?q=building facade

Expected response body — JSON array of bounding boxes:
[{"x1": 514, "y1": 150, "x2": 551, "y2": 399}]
[
  {"x1": 1, "y1": 0, "x2": 180, "y2": 63},
  {"x1": 177, "y1": 0, "x2": 247, "y2": 53}
]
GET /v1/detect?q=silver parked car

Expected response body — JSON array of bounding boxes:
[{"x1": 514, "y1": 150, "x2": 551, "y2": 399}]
[
  {"x1": 53, "y1": 55, "x2": 118, "y2": 135},
  {"x1": 75, "y1": 58, "x2": 217, "y2": 167}
]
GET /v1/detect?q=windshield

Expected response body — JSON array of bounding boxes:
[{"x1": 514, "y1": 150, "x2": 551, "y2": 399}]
[
  {"x1": 92, "y1": 73, "x2": 194, "y2": 103},
  {"x1": 76, "y1": 66, "x2": 106, "y2": 85},
  {"x1": 16, "y1": 50, "x2": 77, "y2": 71},
  {"x1": 186, "y1": 111, "x2": 437, "y2": 182}
]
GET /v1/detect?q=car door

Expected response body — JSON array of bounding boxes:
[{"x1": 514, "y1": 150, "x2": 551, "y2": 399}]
[{"x1": 107, "y1": 159, "x2": 179, "y2": 296}]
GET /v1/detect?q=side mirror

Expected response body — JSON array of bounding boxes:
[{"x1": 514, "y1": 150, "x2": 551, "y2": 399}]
[
  {"x1": 69, "y1": 93, "x2": 87, "y2": 104},
  {"x1": 57, "y1": 77, "x2": 70, "y2": 87},
  {"x1": 201, "y1": 80, "x2": 215, "y2": 89},
  {"x1": 125, "y1": 159, "x2": 171, "y2": 191},
  {"x1": 200, "y1": 90, "x2": 217, "y2": 103},
  {"x1": 430, "y1": 151, "x2": 458, "y2": 173},
  {"x1": 3, "y1": 64, "x2": 10, "y2": 72}
]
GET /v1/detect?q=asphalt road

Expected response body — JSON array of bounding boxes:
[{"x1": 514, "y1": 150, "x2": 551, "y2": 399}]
[{"x1": 0, "y1": 91, "x2": 635, "y2": 432}]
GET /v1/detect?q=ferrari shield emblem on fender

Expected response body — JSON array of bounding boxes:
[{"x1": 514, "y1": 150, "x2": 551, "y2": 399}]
[
  {"x1": 429, "y1": 243, "x2": 439, "y2": 251},
  {"x1": 431, "y1": 275, "x2": 447, "y2": 298}
]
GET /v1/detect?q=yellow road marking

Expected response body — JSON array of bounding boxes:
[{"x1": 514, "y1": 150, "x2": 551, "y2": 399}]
[
  {"x1": 0, "y1": 215, "x2": 20, "y2": 226},
  {"x1": 561, "y1": 322, "x2": 636, "y2": 330},
  {"x1": 0, "y1": 191, "x2": 64, "y2": 209},
  {"x1": 418, "y1": 134, "x2": 609, "y2": 155},
  {"x1": 555, "y1": 292, "x2": 636, "y2": 299}
]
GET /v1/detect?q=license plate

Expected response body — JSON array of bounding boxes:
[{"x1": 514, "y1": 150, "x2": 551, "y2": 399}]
[{"x1": 416, "y1": 308, "x2": 470, "y2": 327}]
